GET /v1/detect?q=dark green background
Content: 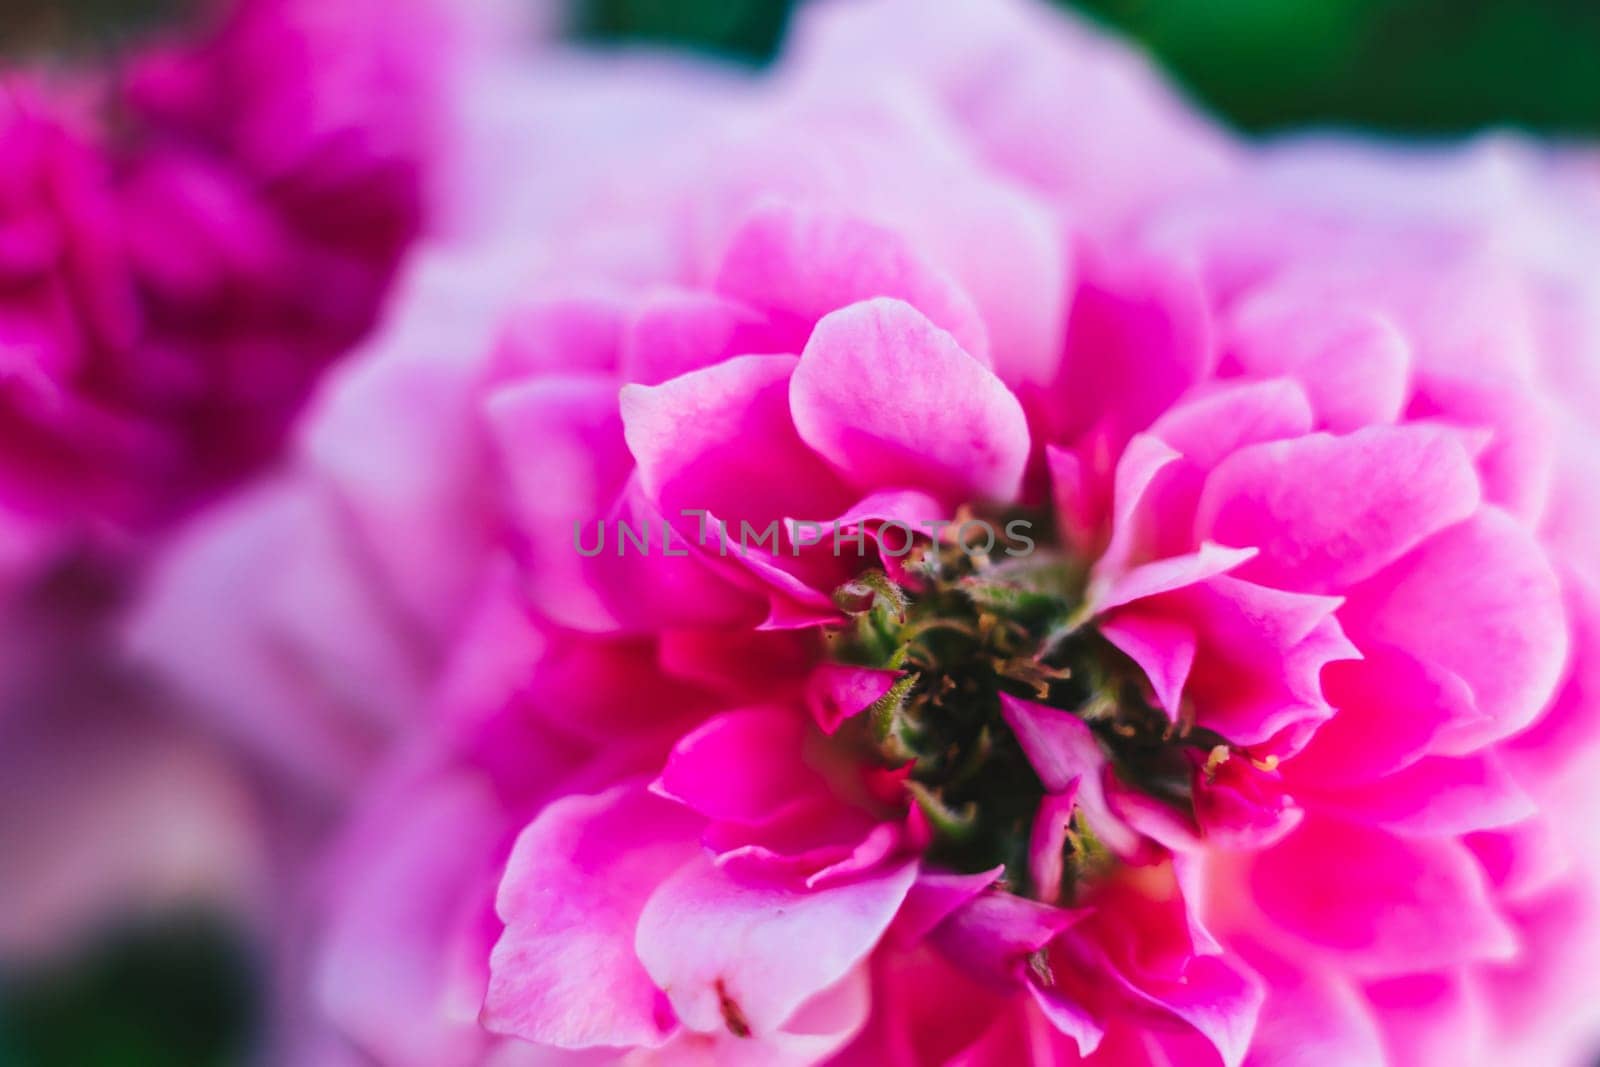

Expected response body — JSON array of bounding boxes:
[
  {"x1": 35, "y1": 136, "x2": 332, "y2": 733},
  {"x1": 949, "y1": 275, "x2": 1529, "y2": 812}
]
[
  {"x1": 578, "y1": 0, "x2": 1600, "y2": 135},
  {"x1": 3, "y1": 0, "x2": 1599, "y2": 1064}
]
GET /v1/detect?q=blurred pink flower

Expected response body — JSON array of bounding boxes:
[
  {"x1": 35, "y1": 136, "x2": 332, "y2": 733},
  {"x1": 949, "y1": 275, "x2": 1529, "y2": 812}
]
[
  {"x1": 0, "y1": 82, "x2": 144, "y2": 529},
  {"x1": 0, "y1": 0, "x2": 447, "y2": 553},
  {"x1": 0, "y1": 0, "x2": 459, "y2": 1003},
  {"x1": 130, "y1": 0, "x2": 1600, "y2": 1063}
]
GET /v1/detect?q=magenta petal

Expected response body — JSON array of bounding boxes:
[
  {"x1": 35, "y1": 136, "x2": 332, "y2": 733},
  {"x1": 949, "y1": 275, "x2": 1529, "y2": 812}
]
[
  {"x1": 635, "y1": 855, "x2": 917, "y2": 1037},
  {"x1": 998, "y1": 694, "x2": 1103, "y2": 795},
  {"x1": 1361, "y1": 973, "x2": 1485, "y2": 1067},
  {"x1": 717, "y1": 821, "x2": 903, "y2": 892},
  {"x1": 931, "y1": 892, "x2": 1087, "y2": 988},
  {"x1": 791, "y1": 297, "x2": 1030, "y2": 504},
  {"x1": 1342, "y1": 508, "x2": 1568, "y2": 752},
  {"x1": 715, "y1": 200, "x2": 991, "y2": 365},
  {"x1": 1196, "y1": 424, "x2": 1482, "y2": 594},
  {"x1": 1026, "y1": 789, "x2": 1080, "y2": 905},
  {"x1": 1467, "y1": 818, "x2": 1572, "y2": 901},
  {"x1": 1000, "y1": 695, "x2": 1143, "y2": 859},
  {"x1": 1045, "y1": 443, "x2": 1105, "y2": 558},
  {"x1": 1093, "y1": 542, "x2": 1258, "y2": 615},
  {"x1": 1048, "y1": 247, "x2": 1215, "y2": 447},
  {"x1": 1146, "y1": 576, "x2": 1354, "y2": 749},
  {"x1": 1235, "y1": 944, "x2": 1387, "y2": 1067},
  {"x1": 1190, "y1": 751, "x2": 1303, "y2": 849},
  {"x1": 1094, "y1": 432, "x2": 1184, "y2": 577},
  {"x1": 1098, "y1": 613, "x2": 1196, "y2": 720},
  {"x1": 1250, "y1": 816, "x2": 1518, "y2": 976},
  {"x1": 484, "y1": 784, "x2": 702, "y2": 1049},
  {"x1": 1286, "y1": 643, "x2": 1481, "y2": 788},
  {"x1": 654, "y1": 706, "x2": 823, "y2": 825},
  {"x1": 1027, "y1": 982, "x2": 1106, "y2": 1058},
  {"x1": 1110, "y1": 953, "x2": 1264, "y2": 1067},
  {"x1": 806, "y1": 664, "x2": 907, "y2": 735},
  {"x1": 1298, "y1": 753, "x2": 1534, "y2": 836},
  {"x1": 620, "y1": 353, "x2": 852, "y2": 526},
  {"x1": 888, "y1": 866, "x2": 1007, "y2": 948}
]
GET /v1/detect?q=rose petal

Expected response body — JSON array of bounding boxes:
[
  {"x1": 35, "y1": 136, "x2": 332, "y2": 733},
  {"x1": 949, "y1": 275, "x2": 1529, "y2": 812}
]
[
  {"x1": 715, "y1": 201, "x2": 990, "y2": 364},
  {"x1": 791, "y1": 298, "x2": 1030, "y2": 504},
  {"x1": 485, "y1": 784, "x2": 702, "y2": 1048},
  {"x1": 636, "y1": 855, "x2": 917, "y2": 1037},
  {"x1": 1250, "y1": 816, "x2": 1518, "y2": 976},
  {"x1": 1195, "y1": 425, "x2": 1482, "y2": 594}
]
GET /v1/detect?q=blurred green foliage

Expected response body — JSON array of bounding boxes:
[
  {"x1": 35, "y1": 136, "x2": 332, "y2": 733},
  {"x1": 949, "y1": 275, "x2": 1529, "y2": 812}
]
[
  {"x1": 572, "y1": 0, "x2": 1600, "y2": 135},
  {"x1": 1, "y1": 0, "x2": 186, "y2": 57},
  {"x1": 574, "y1": 0, "x2": 798, "y2": 63},
  {"x1": 0, "y1": 915, "x2": 258, "y2": 1067},
  {"x1": 1072, "y1": 0, "x2": 1600, "y2": 134}
]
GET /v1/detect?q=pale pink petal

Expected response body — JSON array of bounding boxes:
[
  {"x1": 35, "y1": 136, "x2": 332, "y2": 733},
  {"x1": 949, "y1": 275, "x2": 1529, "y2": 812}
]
[
  {"x1": 619, "y1": 288, "x2": 781, "y2": 386},
  {"x1": 635, "y1": 855, "x2": 917, "y2": 1038},
  {"x1": 486, "y1": 374, "x2": 633, "y2": 632},
  {"x1": 484, "y1": 785, "x2": 702, "y2": 1049},
  {"x1": 491, "y1": 291, "x2": 628, "y2": 378},
  {"x1": 317, "y1": 775, "x2": 507, "y2": 1067},
  {"x1": 636, "y1": 967, "x2": 871, "y2": 1067},
  {"x1": 714, "y1": 201, "x2": 990, "y2": 364},
  {"x1": 584, "y1": 480, "x2": 768, "y2": 632},
  {"x1": 1225, "y1": 302, "x2": 1411, "y2": 433}
]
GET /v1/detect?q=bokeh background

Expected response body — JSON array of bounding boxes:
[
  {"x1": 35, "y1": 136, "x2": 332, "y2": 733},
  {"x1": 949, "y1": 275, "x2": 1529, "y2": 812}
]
[
  {"x1": 2, "y1": 0, "x2": 1598, "y2": 1063},
  {"x1": 578, "y1": 0, "x2": 1600, "y2": 135}
]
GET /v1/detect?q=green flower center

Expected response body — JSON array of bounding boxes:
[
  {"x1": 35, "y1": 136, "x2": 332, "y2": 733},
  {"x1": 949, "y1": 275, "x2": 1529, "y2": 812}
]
[{"x1": 826, "y1": 509, "x2": 1227, "y2": 903}]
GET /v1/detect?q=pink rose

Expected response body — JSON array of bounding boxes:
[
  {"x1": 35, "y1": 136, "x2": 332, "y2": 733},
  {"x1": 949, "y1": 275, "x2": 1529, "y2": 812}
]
[{"x1": 131, "y1": 0, "x2": 1600, "y2": 1063}]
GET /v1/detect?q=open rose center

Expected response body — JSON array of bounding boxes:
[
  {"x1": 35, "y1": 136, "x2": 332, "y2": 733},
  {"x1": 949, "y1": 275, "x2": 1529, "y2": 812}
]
[{"x1": 824, "y1": 509, "x2": 1254, "y2": 905}]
